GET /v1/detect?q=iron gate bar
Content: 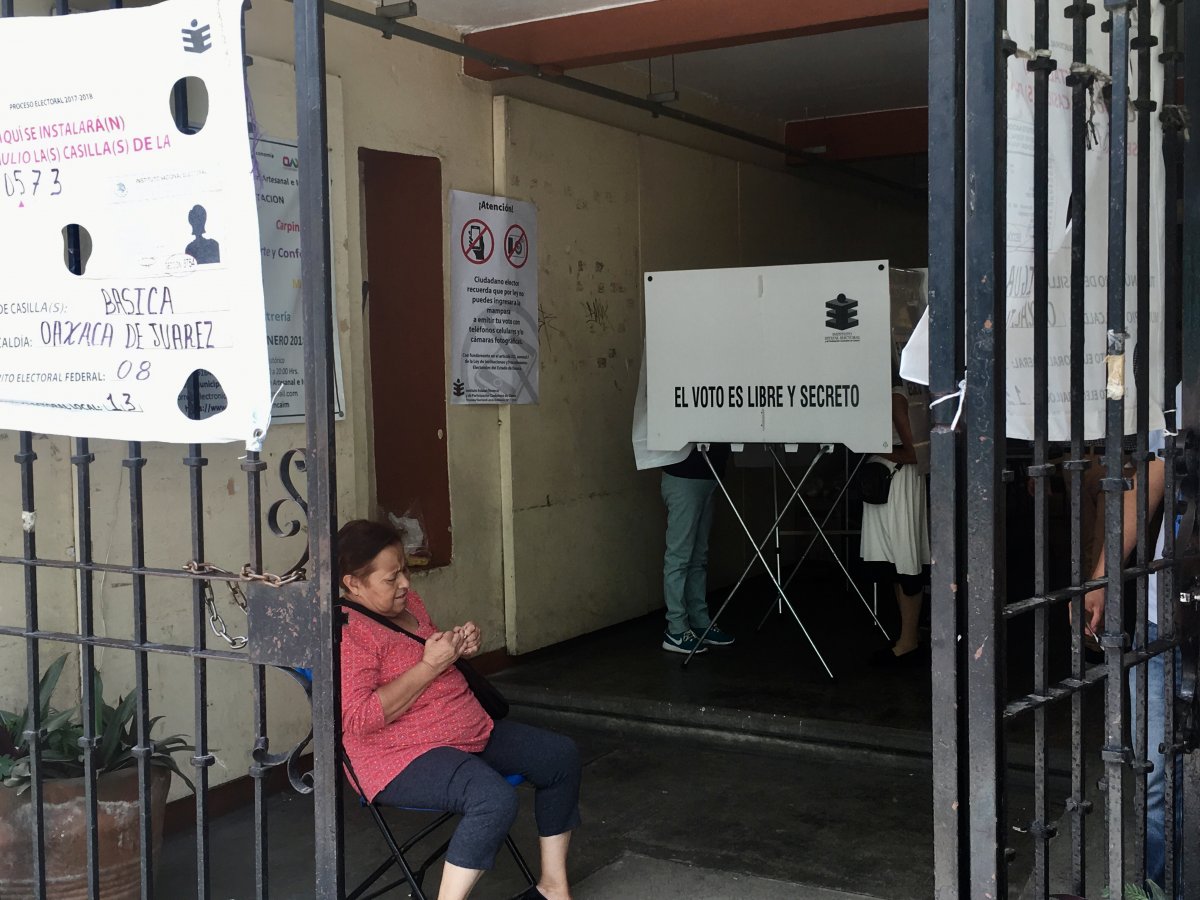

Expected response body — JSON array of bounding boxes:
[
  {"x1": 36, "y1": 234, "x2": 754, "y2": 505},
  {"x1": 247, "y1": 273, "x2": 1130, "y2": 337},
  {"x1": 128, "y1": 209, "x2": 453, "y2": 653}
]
[
  {"x1": 1101, "y1": 3, "x2": 1133, "y2": 892},
  {"x1": 963, "y1": 0, "x2": 1010, "y2": 893},
  {"x1": 17, "y1": 430, "x2": 47, "y2": 900},
  {"x1": 245, "y1": 446, "x2": 271, "y2": 900},
  {"x1": 170, "y1": 66, "x2": 216, "y2": 900},
  {"x1": 1131, "y1": 0, "x2": 1157, "y2": 886},
  {"x1": 0, "y1": 556, "x2": 278, "y2": 579},
  {"x1": 1181, "y1": 0, "x2": 1200, "y2": 890},
  {"x1": 1064, "y1": 1, "x2": 1095, "y2": 891},
  {"x1": 293, "y1": 0, "x2": 345, "y2": 894},
  {"x1": 126, "y1": 439, "x2": 156, "y2": 900},
  {"x1": 0, "y1": 627, "x2": 254, "y2": 662},
  {"x1": 187, "y1": 437, "x2": 214, "y2": 900},
  {"x1": 61, "y1": 130, "x2": 106, "y2": 898},
  {"x1": 924, "y1": 0, "x2": 965, "y2": 831},
  {"x1": 1029, "y1": 0, "x2": 1056, "y2": 888},
  {"x1": 1003, "y1": 669, "x2": 1108, "y2": 719},
  {"x1": 1158, "y1": 3, "x2": 1182, "y2": 893},
  {"x1": 165, "y1": 69, "x2": 220, "y2": 900},
  {"x1": 72, "y1": 437, "x2": 102, "y2": 898},
  {"x1": 1004, "y1": 579, "x2": 1117, "y2": 616}
]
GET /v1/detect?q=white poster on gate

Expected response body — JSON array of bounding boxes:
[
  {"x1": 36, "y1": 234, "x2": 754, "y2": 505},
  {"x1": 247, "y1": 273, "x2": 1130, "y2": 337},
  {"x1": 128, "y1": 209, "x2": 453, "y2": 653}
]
[
  {"x1": 0, "y1": 0, "x2": 272, "y2": 446},
  {"x1": 645, "y1": 261, "x2": 892, "y2": 453},
  {"x1": 196, "y1": 136, "x2": 346, "y2": 422},
  {"x1": 1004, "y1": 5, "x2": 1164, "y2": 440},
  {"x1": 449, "y1": 190, "x2": 538, "y2": 405},
  {"x1": 902, "y1": 8, "x2": 1166, "y2": 441}
]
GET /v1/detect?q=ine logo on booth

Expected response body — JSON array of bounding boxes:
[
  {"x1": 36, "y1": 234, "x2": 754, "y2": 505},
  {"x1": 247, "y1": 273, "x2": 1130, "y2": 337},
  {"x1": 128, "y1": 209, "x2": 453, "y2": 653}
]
[{"x1": 825, "y1": 293, "x2": 859, "y2": 331}]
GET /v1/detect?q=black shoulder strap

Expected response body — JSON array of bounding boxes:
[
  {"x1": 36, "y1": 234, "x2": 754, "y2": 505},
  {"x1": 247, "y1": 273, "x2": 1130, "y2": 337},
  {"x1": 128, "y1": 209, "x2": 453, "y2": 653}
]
[{"x1": 337, "y1": 597, "x2": 426, "y2": 646}]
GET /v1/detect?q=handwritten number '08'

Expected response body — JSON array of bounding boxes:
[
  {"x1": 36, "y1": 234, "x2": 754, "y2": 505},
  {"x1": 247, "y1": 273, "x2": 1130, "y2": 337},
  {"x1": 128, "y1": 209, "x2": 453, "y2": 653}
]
[
  {"x1": 116, "y1": 360, "x2": 151, "y2": 381},
  {"x1": 106, "y1": 393, "x2": 135, "y2": 412}
]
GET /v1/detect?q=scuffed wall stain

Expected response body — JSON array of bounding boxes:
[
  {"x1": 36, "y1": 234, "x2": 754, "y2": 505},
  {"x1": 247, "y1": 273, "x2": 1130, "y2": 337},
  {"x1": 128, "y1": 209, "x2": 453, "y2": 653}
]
[
  {"x1": 583, "y1": 299, "x2": 610, "y2": 333},
  {"x1": 538, "y1": 309, "x2": 565, "y2": 352}
]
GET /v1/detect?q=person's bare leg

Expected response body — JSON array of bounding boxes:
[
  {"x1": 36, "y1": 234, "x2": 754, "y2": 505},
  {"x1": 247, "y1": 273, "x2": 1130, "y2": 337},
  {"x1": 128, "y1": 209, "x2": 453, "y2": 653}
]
[
  {"x1": 438, "y1": 862, "x2": 484, "y2": 900},
  {"x1": 892, "y1": 583, "x2": 923, "y2": 656},
  {"x1": 535, "y1": 832, "x2": 573, "y2": 900}
]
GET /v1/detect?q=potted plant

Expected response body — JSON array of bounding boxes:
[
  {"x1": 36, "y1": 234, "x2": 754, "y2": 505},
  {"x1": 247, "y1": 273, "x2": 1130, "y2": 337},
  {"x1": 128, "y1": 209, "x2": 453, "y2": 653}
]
[{"x1": 0, "y1": 654, "x2": 194, "y2": 899}]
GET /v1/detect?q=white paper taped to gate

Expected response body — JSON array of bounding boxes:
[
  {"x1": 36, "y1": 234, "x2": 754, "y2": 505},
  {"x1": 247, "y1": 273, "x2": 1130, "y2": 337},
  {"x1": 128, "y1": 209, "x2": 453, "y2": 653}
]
[
  {"x1": 1002, "y1": 4, "x2": 1165, "y2": 439},
  {"x1": 900, "y1": 7, "x2": 1166, "y2": 440},
  {"x1": 0, "y1": 0, "x2": 271, "y2": 446},
  {"x1": 645, "y1": 261, "x2": 891, "y2": 453}
]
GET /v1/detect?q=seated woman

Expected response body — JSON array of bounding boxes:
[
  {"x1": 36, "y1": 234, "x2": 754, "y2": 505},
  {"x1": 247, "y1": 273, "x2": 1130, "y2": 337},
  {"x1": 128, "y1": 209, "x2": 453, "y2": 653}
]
[{"x1": 338, "y1": 519, "x2": 581, "y2": 900}]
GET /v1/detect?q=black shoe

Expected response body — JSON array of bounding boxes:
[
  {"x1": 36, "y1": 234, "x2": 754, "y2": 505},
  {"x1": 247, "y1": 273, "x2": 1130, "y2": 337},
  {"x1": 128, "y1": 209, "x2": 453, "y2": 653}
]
[{"x1": 870, "y1": 645, "x2": 925, "y2": 668}]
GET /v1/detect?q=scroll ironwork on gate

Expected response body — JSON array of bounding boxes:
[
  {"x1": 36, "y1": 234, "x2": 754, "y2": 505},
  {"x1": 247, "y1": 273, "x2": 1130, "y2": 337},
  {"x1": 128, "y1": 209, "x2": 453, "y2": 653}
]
[{"x1": 0, "y1": 1, "x2": 342, "y2": 898}]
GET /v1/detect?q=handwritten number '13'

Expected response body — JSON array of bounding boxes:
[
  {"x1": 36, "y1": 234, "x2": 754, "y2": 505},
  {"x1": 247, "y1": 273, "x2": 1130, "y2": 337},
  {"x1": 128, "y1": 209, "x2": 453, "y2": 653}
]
[{"x1": 106, "y1": 393, "x2": 136, "y2": 412}]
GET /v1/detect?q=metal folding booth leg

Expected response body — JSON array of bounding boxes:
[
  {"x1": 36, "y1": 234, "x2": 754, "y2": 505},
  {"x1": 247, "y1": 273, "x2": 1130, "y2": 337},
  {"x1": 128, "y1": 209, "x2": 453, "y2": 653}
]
[
  {"x1": 756, "y1": 455, "x2": 867, "y2": 630},
  {"x1": 685, "y1": 444, "x2": 835, "y2": 678},
  {"x1": 764, "y1": 445, "x2": 891, "y2": 640}
]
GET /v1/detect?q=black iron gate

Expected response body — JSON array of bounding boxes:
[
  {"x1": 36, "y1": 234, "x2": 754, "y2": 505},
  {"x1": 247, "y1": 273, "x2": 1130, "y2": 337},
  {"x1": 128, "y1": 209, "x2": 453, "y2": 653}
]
[
  {"x1": 0, "y1": 1, "x2": 343, "y2": 898},
  {"x1": 930, "y1": 1, "x2": 1200, "y2": 897}
]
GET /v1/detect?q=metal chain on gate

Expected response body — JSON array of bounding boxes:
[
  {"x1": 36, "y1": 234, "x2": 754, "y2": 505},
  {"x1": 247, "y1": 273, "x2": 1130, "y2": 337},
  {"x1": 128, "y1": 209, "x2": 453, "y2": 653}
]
[{"x1": 184, "y1": 560, "x2": 308, "y2": 649}]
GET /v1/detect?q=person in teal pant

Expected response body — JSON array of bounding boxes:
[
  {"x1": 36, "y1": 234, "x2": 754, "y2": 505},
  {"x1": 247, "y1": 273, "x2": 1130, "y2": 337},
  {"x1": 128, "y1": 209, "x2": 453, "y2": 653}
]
[{"x1": 659, "y1": 445, "x2": 735, "y2": 654}]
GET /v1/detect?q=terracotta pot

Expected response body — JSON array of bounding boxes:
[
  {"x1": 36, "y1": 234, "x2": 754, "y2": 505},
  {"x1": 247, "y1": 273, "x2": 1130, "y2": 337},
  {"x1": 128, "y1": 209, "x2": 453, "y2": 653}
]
[{"x1": 0, "y1": 766, "x2": 171, "y2": 900}]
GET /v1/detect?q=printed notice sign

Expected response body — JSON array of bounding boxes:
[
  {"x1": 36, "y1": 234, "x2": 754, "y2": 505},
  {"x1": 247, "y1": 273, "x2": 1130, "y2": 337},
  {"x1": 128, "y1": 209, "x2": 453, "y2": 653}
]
[
  {"x1": 645, "y1": 261, "x2": 891, "y2": 453},
  {"x1": 449, "y1": 190, "x2": 538, "y2": 404},
  {"x1": 0, "y1": 0, "x2": 271, "y2": 445},
  {"x1": 196, "y1": 137, "x2": 346, "y2": 422}
]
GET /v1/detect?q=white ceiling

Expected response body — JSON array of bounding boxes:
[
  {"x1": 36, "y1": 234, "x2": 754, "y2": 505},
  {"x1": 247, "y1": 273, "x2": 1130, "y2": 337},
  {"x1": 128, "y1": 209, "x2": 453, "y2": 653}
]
[
  {"x1": 649, "y1": 21, "x2": 929, "y2": 122},
  {"x1": 414, "y1": 0, "x2": 652, "y2": 32}
]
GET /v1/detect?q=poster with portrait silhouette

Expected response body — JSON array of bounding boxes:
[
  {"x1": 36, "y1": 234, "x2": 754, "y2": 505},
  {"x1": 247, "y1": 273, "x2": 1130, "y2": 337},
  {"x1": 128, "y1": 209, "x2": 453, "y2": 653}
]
[{"x1": 0, "y1": 0, "x2": 271, "y2": 446}]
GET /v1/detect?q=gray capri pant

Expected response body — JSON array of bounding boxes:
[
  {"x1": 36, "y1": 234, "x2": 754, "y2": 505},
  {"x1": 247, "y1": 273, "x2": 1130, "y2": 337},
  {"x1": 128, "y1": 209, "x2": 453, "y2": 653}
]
[{"x1": 375, "y1": 719, "x2": 582, "y2": 870}]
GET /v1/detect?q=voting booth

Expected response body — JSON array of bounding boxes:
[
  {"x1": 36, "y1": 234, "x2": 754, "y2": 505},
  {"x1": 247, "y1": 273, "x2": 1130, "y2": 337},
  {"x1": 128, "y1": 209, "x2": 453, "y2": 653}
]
[{"x1": 644, "y1": 260, "x2": 898, "y2": 675}]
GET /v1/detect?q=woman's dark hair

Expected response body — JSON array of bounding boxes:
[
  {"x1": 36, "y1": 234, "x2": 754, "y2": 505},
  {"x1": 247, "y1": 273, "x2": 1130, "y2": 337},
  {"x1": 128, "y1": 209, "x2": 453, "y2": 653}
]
[{"x1": 336, "y1": 519, "x2": 404, "y2": 581}]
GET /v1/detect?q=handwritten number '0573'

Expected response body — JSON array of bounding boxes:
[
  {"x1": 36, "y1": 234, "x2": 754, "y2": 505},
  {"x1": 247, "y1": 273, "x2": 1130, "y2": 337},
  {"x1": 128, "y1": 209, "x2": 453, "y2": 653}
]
[{"x1": 3, "y1": 168, "x2": 63, "y2": 198}]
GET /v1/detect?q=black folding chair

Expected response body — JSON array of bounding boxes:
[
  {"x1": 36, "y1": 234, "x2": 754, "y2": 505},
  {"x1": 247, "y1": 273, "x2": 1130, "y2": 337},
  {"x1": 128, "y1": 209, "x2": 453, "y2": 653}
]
[{"x1": 283, "y1": 667, "x2": 537, "y2": 900}]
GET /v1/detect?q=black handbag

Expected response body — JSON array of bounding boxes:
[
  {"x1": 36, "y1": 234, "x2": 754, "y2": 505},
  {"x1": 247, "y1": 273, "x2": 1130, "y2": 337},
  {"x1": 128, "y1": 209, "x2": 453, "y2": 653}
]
[
  {"x1": 859, "y1": 460, "x2": 902, "y2": 505},
  {"x1": 338, "y1": 598, "x2": 509, "y2": 720}
]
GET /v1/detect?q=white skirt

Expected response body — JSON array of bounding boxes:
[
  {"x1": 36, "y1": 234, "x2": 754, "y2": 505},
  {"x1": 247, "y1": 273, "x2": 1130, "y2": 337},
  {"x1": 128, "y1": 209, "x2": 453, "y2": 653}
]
[{"x1": 859, "y1": 458, "x2": 930, "y2": 577}]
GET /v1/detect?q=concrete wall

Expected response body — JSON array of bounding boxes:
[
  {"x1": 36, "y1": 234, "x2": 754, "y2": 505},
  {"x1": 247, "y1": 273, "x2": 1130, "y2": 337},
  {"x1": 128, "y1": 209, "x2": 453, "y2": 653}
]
[
  {"x1": 0, "y1": 0, "x2": 927, "y2": 791},
  {"x1": 495, "y1": 100, "x2": 926, "y2": 652}
]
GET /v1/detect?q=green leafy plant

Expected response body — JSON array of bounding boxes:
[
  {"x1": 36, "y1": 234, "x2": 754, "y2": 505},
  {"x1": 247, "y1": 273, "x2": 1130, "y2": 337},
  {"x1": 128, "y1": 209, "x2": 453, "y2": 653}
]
[
  {"x1": 1124, "y1": 883, "x2": 1167, "y2": 900},
  {"x1": 0, "y1": 655, "x2": 195, "y2": 794}
]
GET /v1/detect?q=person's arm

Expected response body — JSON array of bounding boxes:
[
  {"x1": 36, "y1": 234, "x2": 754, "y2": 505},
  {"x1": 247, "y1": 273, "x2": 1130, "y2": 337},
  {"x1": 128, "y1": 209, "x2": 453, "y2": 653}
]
[
  {"x1": 341, "y1": 624, "x2": 465, "y2": 734},
  {"x1": 886, "y1": 392, "x2": 919, "y2": 465},
  {"x1": 1082, "y1": 457, "x2": 1166, "y2": 634},
  {"x1": 374, "y1": 630, "x2": 465, "y2": 724}
]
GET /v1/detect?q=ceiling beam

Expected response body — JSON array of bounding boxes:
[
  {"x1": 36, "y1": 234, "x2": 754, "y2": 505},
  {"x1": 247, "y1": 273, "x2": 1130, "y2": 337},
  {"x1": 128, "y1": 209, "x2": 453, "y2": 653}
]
[
  {"x1": 785, "y1": 107, "x2": 928, "y2": 163},
  {"x1": 462, "y1": 0, "x2": 929, "y2": 81}
]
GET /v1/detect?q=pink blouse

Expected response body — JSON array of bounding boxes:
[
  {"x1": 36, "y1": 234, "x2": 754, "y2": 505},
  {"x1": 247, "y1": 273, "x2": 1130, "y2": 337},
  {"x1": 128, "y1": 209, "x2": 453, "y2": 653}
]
[{"x1": 340, "y1": 591, "x2": 493, "y2": 801}]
